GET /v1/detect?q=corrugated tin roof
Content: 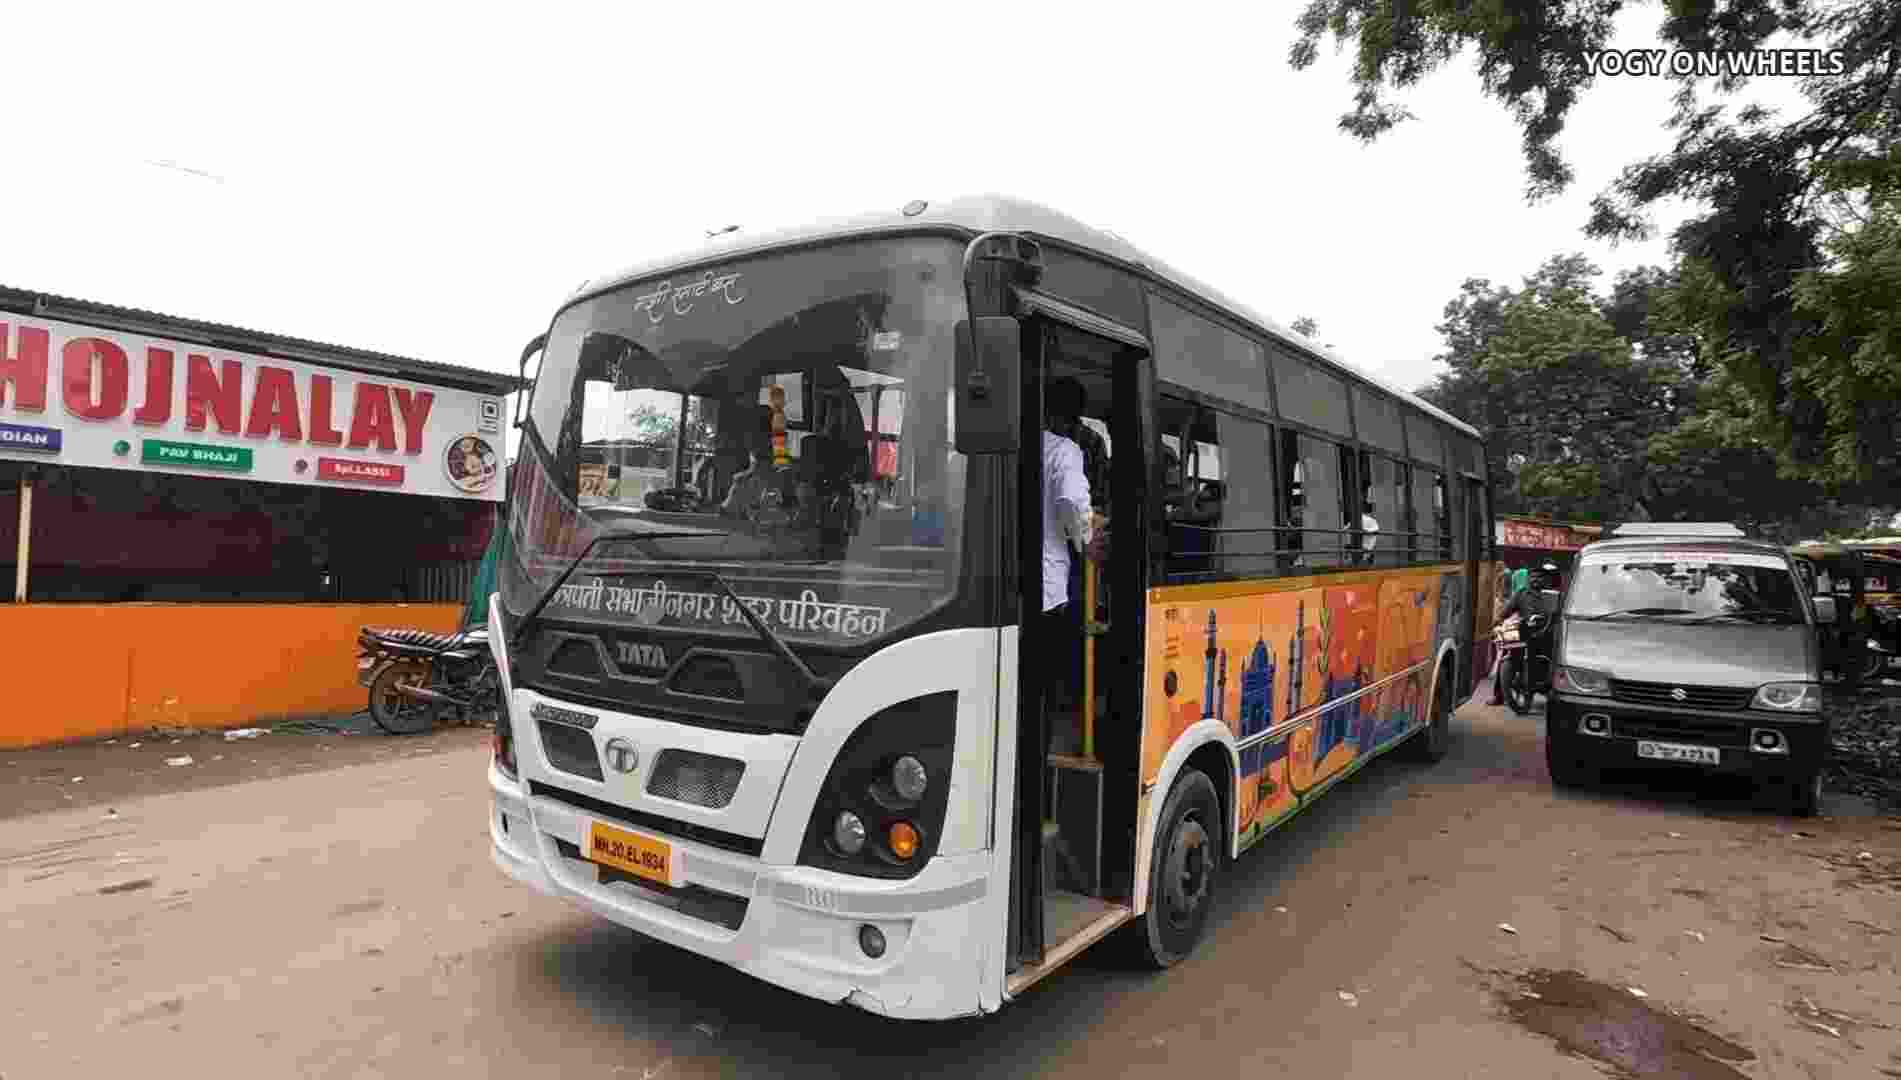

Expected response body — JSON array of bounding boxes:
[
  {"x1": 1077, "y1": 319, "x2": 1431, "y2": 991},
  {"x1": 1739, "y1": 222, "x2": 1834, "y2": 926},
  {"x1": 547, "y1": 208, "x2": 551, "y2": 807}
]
[
  {"x1": 568, "y1": 193, "x2": 1482, "y2": 440},
  {"x1": 0, "y1": 284, "x2": 524, "y2": 396}
]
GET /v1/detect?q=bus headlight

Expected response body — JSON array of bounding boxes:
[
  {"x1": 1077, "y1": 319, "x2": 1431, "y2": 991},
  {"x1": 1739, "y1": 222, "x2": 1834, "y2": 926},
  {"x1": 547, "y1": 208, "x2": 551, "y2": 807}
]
[
  {"x1": 833, "y1": 811, "x2": 867, "y2": 855},
  {"x1": 891, "y1": 755, "x2": 929, "y2": 802},
  {"x1": 799, "y1": 692, "x2": 956, "y2": 880}
]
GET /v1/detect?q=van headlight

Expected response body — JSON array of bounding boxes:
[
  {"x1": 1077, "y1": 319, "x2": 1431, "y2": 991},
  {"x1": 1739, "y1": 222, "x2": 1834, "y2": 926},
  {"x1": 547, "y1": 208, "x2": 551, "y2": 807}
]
[
  {"x1": 1752, "y1": 682, "x2": 1822, "y2": 715},
  {"x1": 1553, "y1": 666, "x2": 1611, "y2": 696}
]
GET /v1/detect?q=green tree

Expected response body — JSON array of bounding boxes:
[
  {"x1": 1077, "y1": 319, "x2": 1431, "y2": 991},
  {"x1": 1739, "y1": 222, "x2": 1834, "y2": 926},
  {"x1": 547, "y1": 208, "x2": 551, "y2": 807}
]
[
  {"x1": 1292, "y1": 0, "x2": 1901, "y2": 493},
  {"x1": 1421, "y1": 255, "x2": 1685, "y2": 522},
  {"x1": 1419, "y1": 251, "x2": 1894, "y2": 537}
]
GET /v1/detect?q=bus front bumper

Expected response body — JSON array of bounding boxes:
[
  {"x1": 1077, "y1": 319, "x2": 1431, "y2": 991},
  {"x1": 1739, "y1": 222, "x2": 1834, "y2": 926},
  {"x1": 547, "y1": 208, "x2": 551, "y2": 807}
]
[{"x1": 487, "y1": 761, "x2": 995, "y2": 1020}]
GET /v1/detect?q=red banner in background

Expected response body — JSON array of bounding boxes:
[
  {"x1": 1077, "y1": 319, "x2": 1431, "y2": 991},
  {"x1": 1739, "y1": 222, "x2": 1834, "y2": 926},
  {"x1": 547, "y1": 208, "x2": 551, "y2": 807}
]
[{"x1": 1499, "y1": 520, "x2": 1585, "y2": 551}]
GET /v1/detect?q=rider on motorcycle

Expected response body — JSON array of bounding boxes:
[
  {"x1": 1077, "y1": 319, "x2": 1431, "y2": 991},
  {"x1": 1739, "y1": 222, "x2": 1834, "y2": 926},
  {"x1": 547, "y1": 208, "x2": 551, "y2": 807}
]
[{"x1": 1490, "y1": 561, "x2": 1562, "y2": 706}]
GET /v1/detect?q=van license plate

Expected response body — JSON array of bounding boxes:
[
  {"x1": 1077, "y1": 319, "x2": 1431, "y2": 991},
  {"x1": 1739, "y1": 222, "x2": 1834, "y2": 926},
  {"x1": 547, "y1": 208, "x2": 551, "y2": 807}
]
[
  {"x1": 586, "y1": 821, "x2": 679, "y2": 888},
  {"x1": 1637, "y1": 740, "x2": 1720, "y2": 765}
]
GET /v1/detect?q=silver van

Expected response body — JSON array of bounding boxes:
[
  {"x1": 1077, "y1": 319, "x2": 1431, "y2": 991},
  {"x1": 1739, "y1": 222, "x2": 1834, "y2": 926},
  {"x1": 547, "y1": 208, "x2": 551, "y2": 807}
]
[{"x1": 1545, "y1": 523, "x2": 1836, "y2": 815}]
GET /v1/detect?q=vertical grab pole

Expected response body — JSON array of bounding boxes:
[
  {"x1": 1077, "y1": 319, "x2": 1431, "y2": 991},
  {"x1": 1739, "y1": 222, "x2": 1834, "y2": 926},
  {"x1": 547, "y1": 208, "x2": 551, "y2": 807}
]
[{"x1": 1082, "y1": 556, "x2": 1096, "y2": 760}]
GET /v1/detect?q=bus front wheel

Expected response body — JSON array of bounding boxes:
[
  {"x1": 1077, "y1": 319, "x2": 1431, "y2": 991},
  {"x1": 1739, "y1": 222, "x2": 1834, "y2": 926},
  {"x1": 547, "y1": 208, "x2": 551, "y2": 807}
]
[{"x1": 1133, "y1": 767, "x2": 1221, "y2": 969}]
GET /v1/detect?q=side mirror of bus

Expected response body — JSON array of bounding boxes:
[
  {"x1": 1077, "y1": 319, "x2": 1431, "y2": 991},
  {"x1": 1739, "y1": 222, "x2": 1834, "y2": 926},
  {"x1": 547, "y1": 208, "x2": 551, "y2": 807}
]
[
  {"x1": 954, "y1": 317, "x2": 1020, "y2": 455},
  {"x1": 514, "y1": 333, "x2": 548, "y2": 430}
]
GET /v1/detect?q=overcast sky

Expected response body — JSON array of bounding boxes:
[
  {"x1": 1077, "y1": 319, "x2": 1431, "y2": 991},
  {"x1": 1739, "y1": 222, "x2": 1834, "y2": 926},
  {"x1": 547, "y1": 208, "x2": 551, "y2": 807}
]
[{"x1": 9, "y1": 2, "x2": 1800, "y2": 417}]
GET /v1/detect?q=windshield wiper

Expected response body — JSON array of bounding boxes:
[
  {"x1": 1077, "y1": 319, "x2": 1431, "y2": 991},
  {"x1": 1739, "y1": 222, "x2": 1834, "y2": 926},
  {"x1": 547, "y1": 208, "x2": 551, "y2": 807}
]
[
  {"x1": 1687, "y1": 609, "x2": 1803, "y2": 625},
  {"x1": 683, "y1": 569, "x2": 833, "y2": 700},
  {"x1": 1572, "y1": 607, "x2": 1693, "y2": 620},
  {"x1": 511, "y1": 530, "x2": 831, "y2": 701},
  {"x1": 514, "y1": 528, "x2": 733, "y2": 637}
]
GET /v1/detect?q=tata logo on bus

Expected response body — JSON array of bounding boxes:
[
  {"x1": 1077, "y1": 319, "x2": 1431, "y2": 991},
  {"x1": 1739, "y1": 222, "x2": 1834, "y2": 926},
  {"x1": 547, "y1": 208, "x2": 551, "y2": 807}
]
[{"x1": 615, "y1": 641, "x2": 668, "y2": 672}]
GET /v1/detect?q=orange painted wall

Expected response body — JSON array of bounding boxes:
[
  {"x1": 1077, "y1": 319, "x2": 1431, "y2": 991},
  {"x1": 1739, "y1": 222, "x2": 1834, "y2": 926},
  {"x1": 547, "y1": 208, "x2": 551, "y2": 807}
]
[{"x1": 0, "y1": 603, "x2": 463, "y2": 748}]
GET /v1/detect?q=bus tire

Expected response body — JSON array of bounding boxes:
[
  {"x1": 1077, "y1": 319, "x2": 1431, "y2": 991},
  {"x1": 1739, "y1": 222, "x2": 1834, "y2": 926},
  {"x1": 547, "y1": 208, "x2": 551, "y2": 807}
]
[
  {"x1": 1132, "y1": 767, "x2": 1221, "y2": 970},
  {"x1": 1401, "y1": 664, "x2": 1454, "y2": 764}
]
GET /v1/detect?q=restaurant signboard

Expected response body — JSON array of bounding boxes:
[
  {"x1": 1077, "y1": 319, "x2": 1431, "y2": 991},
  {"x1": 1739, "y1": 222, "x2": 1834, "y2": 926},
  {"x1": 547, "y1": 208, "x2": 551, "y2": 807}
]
[{"x1": 0, "y1": 315, "x2": 504, "y2": 500}]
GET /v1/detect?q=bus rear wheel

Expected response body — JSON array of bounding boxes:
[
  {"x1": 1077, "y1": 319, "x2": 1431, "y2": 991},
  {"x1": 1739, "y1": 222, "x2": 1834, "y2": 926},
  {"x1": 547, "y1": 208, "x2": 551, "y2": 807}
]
[
  {"x1": 1401, "y1": 665, "x2": 1454, "y2": 764},
  {"x1": 1132, "y1": 767, "x2": 1221, "y2": 969}
]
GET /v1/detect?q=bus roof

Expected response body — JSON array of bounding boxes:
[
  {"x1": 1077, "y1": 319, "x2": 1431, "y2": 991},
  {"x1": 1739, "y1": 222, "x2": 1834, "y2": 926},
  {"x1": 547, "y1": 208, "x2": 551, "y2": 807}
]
[{"x1": 570, "y1": 193, "x2": 1482, "y2": 441}]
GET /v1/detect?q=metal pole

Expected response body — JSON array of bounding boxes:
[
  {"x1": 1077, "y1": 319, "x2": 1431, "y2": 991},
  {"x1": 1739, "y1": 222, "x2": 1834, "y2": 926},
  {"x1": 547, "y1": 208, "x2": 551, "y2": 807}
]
[{"x1": 14, "y1": 474, "x2": 31, "y2": 603}]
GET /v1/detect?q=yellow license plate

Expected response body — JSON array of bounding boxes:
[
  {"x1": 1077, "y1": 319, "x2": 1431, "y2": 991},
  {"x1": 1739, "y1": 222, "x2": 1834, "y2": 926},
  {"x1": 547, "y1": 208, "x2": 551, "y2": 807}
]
[{"x1": 586, "y1": 821, "x2": 678, "y2": 888}]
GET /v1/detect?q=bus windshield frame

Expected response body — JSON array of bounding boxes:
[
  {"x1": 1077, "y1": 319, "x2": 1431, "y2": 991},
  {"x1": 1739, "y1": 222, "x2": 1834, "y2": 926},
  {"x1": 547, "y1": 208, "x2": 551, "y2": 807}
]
[{"x1": 502, "y1": 235, "x2": 972, "y2": 667}]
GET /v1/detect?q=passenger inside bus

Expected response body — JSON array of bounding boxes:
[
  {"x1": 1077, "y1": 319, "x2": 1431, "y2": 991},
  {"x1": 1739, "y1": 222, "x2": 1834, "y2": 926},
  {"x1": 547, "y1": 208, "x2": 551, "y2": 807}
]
[
  {"x1": 793, "y1": 390, "x2": 872, "y2": 555},
  {"x1": 693, "y1": 408, "x2": 755, "y2": 507},
  {"x1": 1162, "y1": 444, "x2": 1223, "y2": 577},
  {"x1": 718, "y1": 406, "x2": 781, "y2": 518}
]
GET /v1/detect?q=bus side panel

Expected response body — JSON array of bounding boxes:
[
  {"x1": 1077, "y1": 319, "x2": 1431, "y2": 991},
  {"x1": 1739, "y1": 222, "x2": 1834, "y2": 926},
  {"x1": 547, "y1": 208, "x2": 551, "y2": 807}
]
[{"x1": 1139, "y1": 567, "x2": 1468, "y2": 858}]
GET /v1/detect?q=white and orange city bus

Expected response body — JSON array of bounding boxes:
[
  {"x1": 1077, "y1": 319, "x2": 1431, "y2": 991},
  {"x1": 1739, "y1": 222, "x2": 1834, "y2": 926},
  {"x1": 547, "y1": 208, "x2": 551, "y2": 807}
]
[{"x1": 485, "y1": 195, "x2": 1499, "y2": 1019}]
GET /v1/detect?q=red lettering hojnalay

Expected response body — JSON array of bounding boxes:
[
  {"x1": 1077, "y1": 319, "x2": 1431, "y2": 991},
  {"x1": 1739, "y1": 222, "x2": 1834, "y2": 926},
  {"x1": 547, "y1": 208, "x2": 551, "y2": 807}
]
[{"x1": 1, "y1": 321, "x2": 437, "y2": 454}]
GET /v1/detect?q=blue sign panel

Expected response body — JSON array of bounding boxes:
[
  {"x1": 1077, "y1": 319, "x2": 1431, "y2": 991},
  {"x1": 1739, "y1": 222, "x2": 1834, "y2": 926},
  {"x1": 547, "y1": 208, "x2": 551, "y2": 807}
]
[{"x1": 0, "y1": 421, "x2": 63, "y2": 454}]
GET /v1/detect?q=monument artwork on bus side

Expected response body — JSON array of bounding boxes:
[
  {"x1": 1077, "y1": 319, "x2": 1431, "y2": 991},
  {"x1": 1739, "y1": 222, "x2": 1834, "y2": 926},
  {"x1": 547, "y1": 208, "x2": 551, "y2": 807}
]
[
  {"x1": 1145, "y1": 570, "x2": 1463, "y2": 852},
  {"x1": 0, "y1": 316, "x2": 505, "y2": 501}
]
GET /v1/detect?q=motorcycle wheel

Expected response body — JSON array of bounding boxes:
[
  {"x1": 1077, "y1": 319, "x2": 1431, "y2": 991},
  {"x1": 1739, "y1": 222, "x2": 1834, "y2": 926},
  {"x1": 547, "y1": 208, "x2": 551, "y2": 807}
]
[
  {"x1": 1504, "y1": 654, "x2": 1533, "y2": 716},
  {"x1": 1862, "y1": 647, "x2": 1888, "y2": 683},
  {"x1": 368, "y1": 662, "x2": 438, "y2": 736}
]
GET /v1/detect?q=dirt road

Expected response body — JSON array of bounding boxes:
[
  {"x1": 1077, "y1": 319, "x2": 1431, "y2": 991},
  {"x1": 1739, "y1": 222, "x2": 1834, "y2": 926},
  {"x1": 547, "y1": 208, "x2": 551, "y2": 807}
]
[{"x1": 5, "y1": 702, "x2": 1897, "y2": 1079}]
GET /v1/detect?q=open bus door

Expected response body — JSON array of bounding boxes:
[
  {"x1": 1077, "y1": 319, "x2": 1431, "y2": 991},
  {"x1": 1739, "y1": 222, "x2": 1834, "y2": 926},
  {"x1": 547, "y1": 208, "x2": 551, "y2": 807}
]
[{"x1": 1003, "y1": 300, "x2": 1151, "y2": 988}]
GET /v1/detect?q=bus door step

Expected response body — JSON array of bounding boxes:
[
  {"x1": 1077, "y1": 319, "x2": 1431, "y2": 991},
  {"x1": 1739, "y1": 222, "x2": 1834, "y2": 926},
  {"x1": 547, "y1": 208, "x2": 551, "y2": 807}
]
[{"x1": 1045, "y1": 754, "x2": 1104, "y2": 898}]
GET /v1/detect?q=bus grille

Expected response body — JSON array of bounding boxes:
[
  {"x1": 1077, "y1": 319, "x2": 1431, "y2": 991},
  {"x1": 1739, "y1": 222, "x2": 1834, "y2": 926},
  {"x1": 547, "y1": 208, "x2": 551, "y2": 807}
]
[
  {"x1": 538, "y1": 720, "x2": 604, "y2": 781},
  {"x1": 646, "y1": 749, "x2": 745, "y2": 809},
  {"x1": 1610, "y1": 679, "x2": 1753, "y2": 712}
]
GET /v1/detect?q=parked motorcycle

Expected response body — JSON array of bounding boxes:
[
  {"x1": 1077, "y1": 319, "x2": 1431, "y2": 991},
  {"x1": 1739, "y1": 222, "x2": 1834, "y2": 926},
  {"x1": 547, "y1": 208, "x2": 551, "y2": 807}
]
[
  {"x1": 1496, "y1": 611, "x2": 1554, "y2": 716},
  {"x1": 356, "y1": 625, "x2": 499, "y2": 735}
]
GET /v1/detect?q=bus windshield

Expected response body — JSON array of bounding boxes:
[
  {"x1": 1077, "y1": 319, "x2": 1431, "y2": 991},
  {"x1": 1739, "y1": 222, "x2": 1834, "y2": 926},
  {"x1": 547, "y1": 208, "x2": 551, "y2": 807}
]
[{"x1": 503, "y1": 237, "x2": 967, "y2": 649}]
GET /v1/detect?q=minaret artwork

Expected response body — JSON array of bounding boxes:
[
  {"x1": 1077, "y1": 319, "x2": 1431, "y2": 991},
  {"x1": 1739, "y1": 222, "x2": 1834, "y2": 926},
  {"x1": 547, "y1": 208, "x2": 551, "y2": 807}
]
[
  {"x1": 1217, "y1": 650, "x2": 1229, "y2": 728},
  {"x1": 1286, "y1": 600, "x2": 1305, "y2": 722},
  {"x1": 1202, "y1": 610, "x2": 1219, "y2": 723},
  {"x1": 1352, "y1": 660, "x2": 1373, "y2": 748}
]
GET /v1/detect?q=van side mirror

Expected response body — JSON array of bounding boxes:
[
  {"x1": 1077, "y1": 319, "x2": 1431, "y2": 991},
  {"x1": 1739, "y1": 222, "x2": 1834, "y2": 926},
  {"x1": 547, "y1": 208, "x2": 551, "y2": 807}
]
[
  {"x1": 954, "y1": 316, "x2": 1020, "y2": 455},
  {"x1": 1812, "y1": 596, "x2": 1837, "y2": 624}
]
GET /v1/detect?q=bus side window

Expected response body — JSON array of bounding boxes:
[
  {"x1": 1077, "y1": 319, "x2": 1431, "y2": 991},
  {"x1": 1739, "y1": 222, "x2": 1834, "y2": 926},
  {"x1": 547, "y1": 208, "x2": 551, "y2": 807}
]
[
  {"x1": 1358, "y1": 450, "x2": 1406, "y2": 568},
  {"x1": 1157, "y1": 395, "x2": 1222, "y2": 583},
  {"x1": 1280, "y1": 431, "x2": 1345, "y2": 570},
  {"x1": 1214, "y1": 411, "x2": 1274, "y2": 578},
  {"x1": 1434, "y1": 474, "x2": 1452, "y2": 559}
]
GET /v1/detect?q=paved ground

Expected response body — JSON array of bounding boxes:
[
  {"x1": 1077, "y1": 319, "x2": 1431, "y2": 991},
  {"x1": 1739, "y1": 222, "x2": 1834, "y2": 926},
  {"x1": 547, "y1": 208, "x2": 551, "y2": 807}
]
[
  {"x1": 4, "y1": 698, "x2": 1898, "y2": 1079},
  {"x1": 0, "y1": 719, "x2": 491, "y2": 821}
]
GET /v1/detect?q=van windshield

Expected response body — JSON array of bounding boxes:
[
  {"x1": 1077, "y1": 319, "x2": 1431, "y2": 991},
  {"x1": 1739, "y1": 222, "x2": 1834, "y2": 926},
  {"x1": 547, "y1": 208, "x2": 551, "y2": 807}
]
[{"x1": 1567, "y1": 549, "x2": 1805, "y2": 623}]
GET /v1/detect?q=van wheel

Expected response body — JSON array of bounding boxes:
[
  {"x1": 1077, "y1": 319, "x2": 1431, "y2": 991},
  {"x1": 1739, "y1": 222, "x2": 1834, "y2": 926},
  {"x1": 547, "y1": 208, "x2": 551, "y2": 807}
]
[
  {"x1": 1132, "y1": 768, "x2": 1221, "y2": 969},
  {"x1": 1401, "y1": 666, "x2": 1453, "y2": 763},
  {"x1": 1785, "y1": 769, "x2": 1823, "y2": 818},
  {"x1": 1545, "y1": 725, "x2": 1595, "y2": 789}
]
